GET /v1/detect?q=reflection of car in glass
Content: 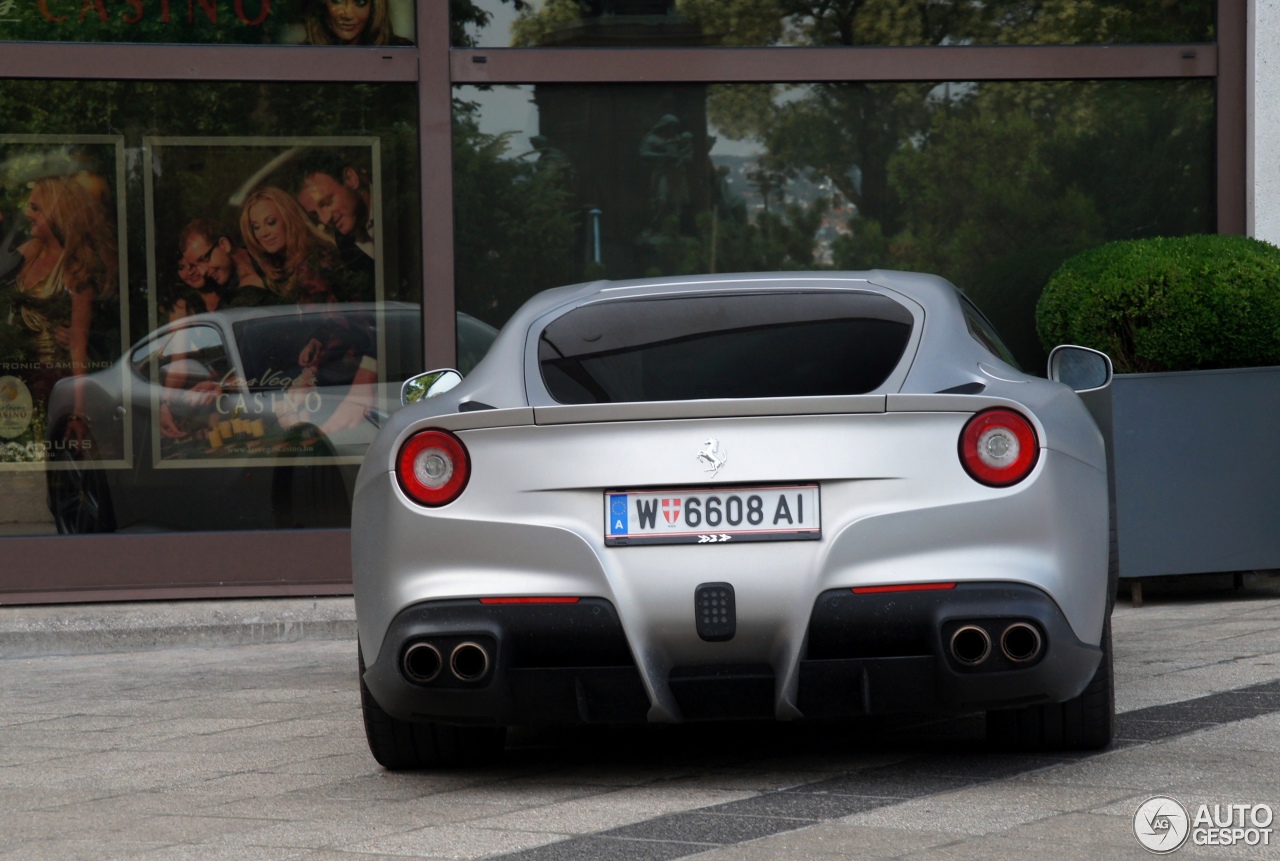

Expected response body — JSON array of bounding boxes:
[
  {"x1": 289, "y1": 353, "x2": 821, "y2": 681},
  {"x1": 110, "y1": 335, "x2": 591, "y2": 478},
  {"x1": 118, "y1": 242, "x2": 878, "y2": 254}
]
[
  {"x1": 45, "y1": 304, "x2": 496, "y2": 534},
  {"x1": 352, "y1": 272, "x2": 1116, "y2": 769}
]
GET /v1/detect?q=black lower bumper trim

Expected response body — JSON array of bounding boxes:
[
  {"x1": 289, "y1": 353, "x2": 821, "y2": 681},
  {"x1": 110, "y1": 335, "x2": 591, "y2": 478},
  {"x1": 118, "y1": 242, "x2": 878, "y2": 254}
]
[
  {"x1": 670, "y1": 664, "x2": 775, "y2": 721},
  {"x1": 799, "y1": 584, "x2": 1103, "y2": 714},
  {"x1": 364, "y1": 598, "x2": 651, "y2": 725}
]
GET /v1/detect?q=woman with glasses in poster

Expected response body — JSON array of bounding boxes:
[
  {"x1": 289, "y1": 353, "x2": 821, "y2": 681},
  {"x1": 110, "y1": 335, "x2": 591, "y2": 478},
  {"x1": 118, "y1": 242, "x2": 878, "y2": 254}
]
[
  {"x1": 303, "y1": 0, "x2": 411, "y2": 45},
  {"x1": 1, "y1": 173, "x2": 118, "y2": 444}
]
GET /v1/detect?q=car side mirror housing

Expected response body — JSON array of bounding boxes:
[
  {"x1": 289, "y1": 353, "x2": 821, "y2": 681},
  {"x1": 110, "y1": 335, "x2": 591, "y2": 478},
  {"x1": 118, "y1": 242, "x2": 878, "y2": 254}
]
[
  {"x1": 401, "y1": 369, "x2": 463, "y2": 406},
  {"x1": 1047, "y1": 345, "x2": 1113, "y2": 393}
]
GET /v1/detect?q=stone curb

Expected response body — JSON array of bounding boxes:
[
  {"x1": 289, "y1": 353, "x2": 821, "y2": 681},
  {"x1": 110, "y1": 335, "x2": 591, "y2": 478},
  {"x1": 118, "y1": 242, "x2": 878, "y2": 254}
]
[{"x1": 0, "y1": 597, "x2": 356, "y2": 659}]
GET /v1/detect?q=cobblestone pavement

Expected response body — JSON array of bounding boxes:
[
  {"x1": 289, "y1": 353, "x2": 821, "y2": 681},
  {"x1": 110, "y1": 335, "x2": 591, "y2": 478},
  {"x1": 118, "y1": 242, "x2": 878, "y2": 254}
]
[{"x1": 3, "y1": 576, "x2": 1280, "y2": 860}]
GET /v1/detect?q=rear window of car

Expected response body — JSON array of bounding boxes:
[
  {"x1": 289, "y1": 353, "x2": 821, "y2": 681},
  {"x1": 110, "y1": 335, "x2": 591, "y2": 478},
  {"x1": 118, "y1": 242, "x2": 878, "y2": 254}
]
[{"x1": 538, "y1": 292, "x2": 913, "y2": 404}]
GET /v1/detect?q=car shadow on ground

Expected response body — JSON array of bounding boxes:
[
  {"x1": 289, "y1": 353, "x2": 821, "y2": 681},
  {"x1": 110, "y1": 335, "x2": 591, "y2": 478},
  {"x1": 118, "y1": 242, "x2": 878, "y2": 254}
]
[{"x1": 498, "y1": 712, "x2": 992, "y2": 776}]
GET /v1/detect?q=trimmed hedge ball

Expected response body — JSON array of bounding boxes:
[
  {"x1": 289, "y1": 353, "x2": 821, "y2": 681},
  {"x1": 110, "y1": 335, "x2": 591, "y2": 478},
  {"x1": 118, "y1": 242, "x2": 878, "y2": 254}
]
[{"x1": 1036, "y1": 235, "x2": 1280, "y2": 374}]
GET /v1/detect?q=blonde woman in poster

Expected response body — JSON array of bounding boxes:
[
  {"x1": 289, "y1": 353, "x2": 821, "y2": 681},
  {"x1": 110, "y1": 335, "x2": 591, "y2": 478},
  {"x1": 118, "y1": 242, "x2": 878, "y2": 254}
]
[
  {"x1": 303, "y1": 0, "x2": 411, "y2": 45},
  {"x1": 2, "y1": 173, "x2": 118, "y2": 440},
  {"x1": 239, "y1": 185, "x2": 341, "y2": 303}
]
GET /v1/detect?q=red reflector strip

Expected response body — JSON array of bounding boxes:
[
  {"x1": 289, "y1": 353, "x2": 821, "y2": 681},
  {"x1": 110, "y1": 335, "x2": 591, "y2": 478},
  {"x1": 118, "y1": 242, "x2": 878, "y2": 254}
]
[
  {"x1": 852, "y1": 583, "x2": 957, "y2": 595},
  {"x1": 478, "y1": 597, "x2": 581, "y2": 605}
]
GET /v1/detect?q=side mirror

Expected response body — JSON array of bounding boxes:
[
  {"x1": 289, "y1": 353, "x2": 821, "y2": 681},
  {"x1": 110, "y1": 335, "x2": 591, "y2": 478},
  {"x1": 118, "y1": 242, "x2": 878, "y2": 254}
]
[
  {"x1": 1048, "y1": 345, "x2": 1113, "y2": 393},
  {"x1": 401, "y1": 369, "x2": 462, "y2": 406}
]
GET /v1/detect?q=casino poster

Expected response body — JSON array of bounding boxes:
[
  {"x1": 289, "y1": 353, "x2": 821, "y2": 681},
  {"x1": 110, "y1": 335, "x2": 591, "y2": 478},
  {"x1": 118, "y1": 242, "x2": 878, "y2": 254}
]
[
  {"x1": 143, "y1": 136, "x2": 387, "y2": 469},
  {"x1": 0, "y1": 136, "x2": 131, "y2": 472}
]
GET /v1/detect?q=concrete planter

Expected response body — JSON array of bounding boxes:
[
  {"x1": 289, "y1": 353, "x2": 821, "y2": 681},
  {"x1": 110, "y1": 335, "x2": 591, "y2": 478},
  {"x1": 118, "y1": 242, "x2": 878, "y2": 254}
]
[{"x1": 1109, "y1": 366, "x2": 1280, "y2": 578}]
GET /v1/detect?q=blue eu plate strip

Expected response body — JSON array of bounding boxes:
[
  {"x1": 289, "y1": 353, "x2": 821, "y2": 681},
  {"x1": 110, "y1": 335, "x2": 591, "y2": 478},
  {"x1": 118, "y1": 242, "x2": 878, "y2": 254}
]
[{"x1": 608, "y1": 494, "x2": 629, "y2": 535}]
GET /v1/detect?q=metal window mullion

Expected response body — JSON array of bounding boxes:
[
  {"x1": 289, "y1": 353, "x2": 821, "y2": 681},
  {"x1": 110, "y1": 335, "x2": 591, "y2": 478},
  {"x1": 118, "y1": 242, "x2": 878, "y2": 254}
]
[
  {"x1": 0, "y1": 42, "x2": 418, "y2": 81},
  {"x1": 451, "y1": 43, "x2": 1216, "y2": 85},
  {"x1": 1218, "y1": 0, "x2": 1247, "y2": 234},
  {"x1": 418, "y1": 0, "x2": 456, "y2": 370}
]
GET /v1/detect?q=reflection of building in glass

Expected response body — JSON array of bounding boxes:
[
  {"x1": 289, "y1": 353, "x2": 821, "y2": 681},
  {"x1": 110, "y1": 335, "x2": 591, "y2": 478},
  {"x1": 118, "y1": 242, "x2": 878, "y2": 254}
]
[{"x1": 535, "y1": 86, "x2": 713, "y2": 277}]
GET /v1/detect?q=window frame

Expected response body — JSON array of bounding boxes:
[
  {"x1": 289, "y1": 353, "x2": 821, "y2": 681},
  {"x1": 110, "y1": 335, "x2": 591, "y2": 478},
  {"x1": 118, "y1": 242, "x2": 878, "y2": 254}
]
[{"x1": 0, "y1": 0, "x2": 1246, "y2": 603}]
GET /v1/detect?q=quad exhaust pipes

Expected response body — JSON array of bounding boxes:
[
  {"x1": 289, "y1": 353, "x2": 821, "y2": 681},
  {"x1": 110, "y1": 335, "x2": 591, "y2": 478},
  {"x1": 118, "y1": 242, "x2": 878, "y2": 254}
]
[
  {"x1": 401, "y1": 639, "x2": 491, "y2": 684},
  {"x1": 948, "y1": 622, "x2": 1044, "y2": 666}
]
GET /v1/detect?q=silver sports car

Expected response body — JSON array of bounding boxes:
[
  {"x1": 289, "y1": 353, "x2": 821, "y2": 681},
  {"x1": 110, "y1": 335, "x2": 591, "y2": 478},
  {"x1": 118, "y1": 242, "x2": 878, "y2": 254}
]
[{"x1": 352, "y1": 271, "x2": 1116, "y2": 769}]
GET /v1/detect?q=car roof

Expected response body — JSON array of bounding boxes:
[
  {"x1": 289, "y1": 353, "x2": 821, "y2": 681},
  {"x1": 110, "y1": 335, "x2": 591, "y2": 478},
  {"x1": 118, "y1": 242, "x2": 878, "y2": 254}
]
[{"x1": 506, "y1": 270, "x2": 960, "y2": 317}]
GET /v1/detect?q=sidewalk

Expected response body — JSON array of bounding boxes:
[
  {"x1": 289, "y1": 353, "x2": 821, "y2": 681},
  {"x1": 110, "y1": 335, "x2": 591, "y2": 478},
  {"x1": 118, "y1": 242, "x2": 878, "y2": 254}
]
[
  {"x1": 2, "y1": 578, "x2": 1280, "y2": 860},
  {"x1": 0, "y1": 597, "x2": 356, "y2": 659}
]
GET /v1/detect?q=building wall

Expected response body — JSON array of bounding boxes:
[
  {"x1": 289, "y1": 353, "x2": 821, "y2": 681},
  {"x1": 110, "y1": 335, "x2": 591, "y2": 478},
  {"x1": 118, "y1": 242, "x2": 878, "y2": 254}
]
[{"x1": 1253, "y1": 0, "x2": 1280, "y2": 241}]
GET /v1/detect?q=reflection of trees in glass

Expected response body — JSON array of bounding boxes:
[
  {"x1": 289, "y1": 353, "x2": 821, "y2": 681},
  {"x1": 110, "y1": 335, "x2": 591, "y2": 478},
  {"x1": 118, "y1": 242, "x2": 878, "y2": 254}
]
[
  {"x1": 868, "y1": 81, "x2": 1213, "y2": 365},
  {"x1": 471, "y1": 1, "x2": 1216, "y2": 367},
  {"x1": 453, "y1": 0, "x2": 528, "y2": 47},
  {"x1": 735, "y1": 78, "x2": 1213, "y2": 366},
  {"x1": 456, "y1": 76, "x2": 1212, "y2": 367},
  {"x1": 451, "y1": 103, "x2": 579, "y2": 328},
  {"x1": 497, "y1": 0, "x2": 1214, "y2": 48}
]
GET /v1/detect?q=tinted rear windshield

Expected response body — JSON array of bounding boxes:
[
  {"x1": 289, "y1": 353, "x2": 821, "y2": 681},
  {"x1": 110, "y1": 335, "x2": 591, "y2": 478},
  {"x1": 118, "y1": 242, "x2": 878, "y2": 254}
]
[{"x1": 538, "y1": 292, "x2": 913, "y2": 404}]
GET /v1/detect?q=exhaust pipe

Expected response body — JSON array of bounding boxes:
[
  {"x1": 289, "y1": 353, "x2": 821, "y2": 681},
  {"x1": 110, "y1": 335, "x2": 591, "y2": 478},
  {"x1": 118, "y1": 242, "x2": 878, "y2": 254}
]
[
  {"x1": 949, "y1": 625, "x2": 992, "y2": 665},
  {"x1": 450, "y1": 641, "x2": 491, "y2": 682},
  {"x1": 1000, "y1": 622, "x2": 1043, "y2": 663},
  {"x1": 402, "y1": 641, "x2": 443, "y2": 684}
]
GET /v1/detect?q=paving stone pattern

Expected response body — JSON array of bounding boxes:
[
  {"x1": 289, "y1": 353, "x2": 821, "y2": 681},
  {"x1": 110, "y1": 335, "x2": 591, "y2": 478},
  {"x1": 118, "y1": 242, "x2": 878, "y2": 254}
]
[{"x1": 1, "y1": 576, "x2": 1280, "y2": 860}]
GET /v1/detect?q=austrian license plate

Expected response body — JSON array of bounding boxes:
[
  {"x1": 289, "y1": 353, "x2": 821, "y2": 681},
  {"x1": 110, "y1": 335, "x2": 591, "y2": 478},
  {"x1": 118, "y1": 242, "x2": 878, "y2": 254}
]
[{"x1": 605, "y1": 485, "x2": 820, "y2": 546}]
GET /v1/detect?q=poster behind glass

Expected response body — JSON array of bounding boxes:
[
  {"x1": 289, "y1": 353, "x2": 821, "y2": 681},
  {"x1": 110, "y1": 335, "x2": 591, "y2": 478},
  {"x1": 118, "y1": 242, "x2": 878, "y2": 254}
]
[
  {"x1": 144, "y1": 136, "x2": 389, "y2": 470},
  {"x1": 0, "y1": 0, "x2": 415, "y2": 44},
  {"x1": 0, "y1": 136, "x2": 131, "y2": 476}
]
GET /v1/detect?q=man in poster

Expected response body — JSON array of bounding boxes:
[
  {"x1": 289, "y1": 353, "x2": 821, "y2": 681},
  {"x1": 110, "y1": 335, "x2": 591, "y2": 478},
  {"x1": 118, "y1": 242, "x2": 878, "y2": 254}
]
[
  {"x1": 295, "y1": 150, "x2": 376, "y2": 279},
  {"x1": 177, "y1": 218, "x2": 273, "y2": 310}
]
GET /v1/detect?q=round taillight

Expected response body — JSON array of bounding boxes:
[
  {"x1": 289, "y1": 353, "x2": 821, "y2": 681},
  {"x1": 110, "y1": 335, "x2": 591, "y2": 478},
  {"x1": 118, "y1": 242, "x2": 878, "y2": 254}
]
[
  {"x1": 397, "y1": 430, "x2": 470, "y2": 506},
  {"x1": 959, "y1": 409, "x2": 1039, "y2": 487}
]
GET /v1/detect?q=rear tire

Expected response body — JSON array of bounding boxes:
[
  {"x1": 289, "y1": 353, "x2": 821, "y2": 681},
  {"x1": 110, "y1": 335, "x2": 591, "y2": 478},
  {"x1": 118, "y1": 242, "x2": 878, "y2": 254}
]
[
  {"x1": 46, "y1": 429, "x2": 116, "y2": 534},
  {"x1": 358, "y1": 647, "x2": 505, "y2": 770},
  {"x1": 986, "y1": 617, "x2": 1114, "y2": 751}
]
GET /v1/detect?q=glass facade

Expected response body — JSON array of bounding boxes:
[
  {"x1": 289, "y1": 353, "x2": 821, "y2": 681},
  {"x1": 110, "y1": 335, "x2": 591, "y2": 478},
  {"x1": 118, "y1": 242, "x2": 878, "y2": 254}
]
[
  {"x1": 0, "y1": 0, "x2": 416, "y2": 44},
  {"x1": 453, "y1": 80, "x2": 1214, "y2": 369},
  {"x1": 0, "y1": 0, "x2": 1241, "y2": 598},
  {"x1": 454, "y1": 0, "x2": 1215, "y2": 48},
  {"x1": 0, "y1": 80, "x2": 423, "y2": 536}
]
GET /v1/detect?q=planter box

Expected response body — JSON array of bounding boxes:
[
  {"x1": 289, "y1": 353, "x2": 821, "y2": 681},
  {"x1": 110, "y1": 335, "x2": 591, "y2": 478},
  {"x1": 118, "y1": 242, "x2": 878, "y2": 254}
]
[{"x1": 1109, "y1": 366, "x2": 1280, "y2": 578}]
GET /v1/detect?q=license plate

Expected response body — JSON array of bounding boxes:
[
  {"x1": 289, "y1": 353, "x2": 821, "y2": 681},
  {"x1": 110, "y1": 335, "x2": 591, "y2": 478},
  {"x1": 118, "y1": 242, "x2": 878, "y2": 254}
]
[{"x1": 605, "y1": 484, "x2": 820, "y2": 546}]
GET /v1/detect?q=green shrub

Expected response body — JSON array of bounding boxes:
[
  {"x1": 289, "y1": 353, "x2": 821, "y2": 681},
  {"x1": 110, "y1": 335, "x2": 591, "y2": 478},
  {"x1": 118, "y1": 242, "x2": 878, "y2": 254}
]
[{"x1": 1036, "y1": 234, "x2": 1280, "y2": 373}]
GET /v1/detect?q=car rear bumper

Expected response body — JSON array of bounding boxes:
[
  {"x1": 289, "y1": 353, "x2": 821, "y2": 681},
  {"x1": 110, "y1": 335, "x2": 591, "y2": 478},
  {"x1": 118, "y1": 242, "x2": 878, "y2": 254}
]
[{"x1": 361, "y1": 583, "x2": 1102, "y2": 725}]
